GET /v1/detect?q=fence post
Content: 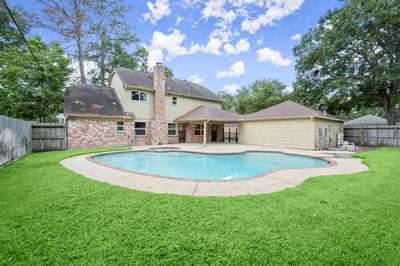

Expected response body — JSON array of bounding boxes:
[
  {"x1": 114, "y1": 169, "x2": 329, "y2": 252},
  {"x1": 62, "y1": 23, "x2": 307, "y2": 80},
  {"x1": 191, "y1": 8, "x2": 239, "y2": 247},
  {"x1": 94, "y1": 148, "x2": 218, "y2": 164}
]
[
  {"x1": 395, "y1": 127, "x2": 398, "y2": 147},
  {"x1": 360, "y1": 127, "x2": 364, "y2": 146}
]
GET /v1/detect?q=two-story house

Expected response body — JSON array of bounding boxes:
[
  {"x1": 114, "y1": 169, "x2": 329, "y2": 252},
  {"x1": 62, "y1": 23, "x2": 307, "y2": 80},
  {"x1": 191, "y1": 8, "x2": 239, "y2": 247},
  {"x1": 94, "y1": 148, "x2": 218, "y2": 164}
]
[
  {"x1": 64, "y1": 63, "x2": 344, "y2": 150},
  {"x1": 64, "y1": 63, "x2": 229, "y2": 148}
]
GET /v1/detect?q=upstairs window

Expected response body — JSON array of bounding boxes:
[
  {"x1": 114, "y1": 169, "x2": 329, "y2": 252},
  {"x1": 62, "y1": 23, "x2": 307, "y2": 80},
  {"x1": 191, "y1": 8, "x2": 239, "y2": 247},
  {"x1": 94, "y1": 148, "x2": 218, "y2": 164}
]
[
  {"x1": 116, "y1": 121, "x2": 124, "y2": 132},
  {"x1": 168, "y1": 123, "x2": 177, "y2": 136},
  {"x1": 134, "y1": 122, "x2": 146, "y2": 136},
  {"x1": 172, "y1": 96, "x2": 177, "y2": 105},
  {"x1": 195, "y1": 124, "x2": 204, "y2": 136},
  {"x1": 131, "y1": 90, "x2": 148, "y2": 102}
]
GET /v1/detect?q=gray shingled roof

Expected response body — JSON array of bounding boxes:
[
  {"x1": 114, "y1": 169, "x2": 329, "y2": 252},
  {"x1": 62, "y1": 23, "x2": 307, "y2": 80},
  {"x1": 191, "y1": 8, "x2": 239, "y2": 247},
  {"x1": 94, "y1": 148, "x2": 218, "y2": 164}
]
[
  {"x1": 64, "y1": 84, "x2": 134, "y2": 118},
  {"x1": 239, "y1": 101, "x2": 342, "y2": 120},
  {"x1": 114, "y1": 67, "x2": 222, "y2": 102},
  {"x1": 175, "y1": 105, "x2": 239, "y2": 122},
  {"x1": 174, "y1": 101, "x2": 342, "y2": 122},
  {"x1": 344, "y1": 115, "x2": 388, "y2": 126}
]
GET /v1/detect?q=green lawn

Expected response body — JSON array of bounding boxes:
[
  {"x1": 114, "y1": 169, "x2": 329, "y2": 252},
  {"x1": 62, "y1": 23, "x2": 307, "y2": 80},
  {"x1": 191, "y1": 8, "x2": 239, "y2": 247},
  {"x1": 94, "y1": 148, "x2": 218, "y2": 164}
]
[{"x1": 1, "y1": 147, "x2": 400, "y2": 265}]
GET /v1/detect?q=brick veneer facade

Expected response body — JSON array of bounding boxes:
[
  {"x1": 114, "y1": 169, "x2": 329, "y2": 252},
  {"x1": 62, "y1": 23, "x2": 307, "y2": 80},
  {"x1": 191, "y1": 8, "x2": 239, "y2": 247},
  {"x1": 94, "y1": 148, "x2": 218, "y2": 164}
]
[
  {"x1": 67, "y1": 63, "x2": 225, "y2": 148},
  {"x1": 149, "y1": 63, "x2": 168, "y2": 145},
  {"x1": 67, "y1": 117, "x2": 134, "y2": 149},
  {"x1": 185, "y1": 123, "x2": 224, "y2": 143}
]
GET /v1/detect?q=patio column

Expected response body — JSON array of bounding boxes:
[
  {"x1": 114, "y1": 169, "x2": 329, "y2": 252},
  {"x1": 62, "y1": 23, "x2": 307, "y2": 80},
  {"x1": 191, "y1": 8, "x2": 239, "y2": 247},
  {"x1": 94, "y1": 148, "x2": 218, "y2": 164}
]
[{"x1": 203, "y1": 120, "x2": 208, "y2": 147}]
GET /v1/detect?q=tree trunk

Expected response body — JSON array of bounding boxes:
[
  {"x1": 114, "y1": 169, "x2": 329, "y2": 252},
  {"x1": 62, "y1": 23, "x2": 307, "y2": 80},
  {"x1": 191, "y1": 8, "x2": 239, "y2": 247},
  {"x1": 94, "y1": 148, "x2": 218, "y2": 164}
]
[
  {"x1": 99, "y1": 27, "x2": 106, "y2": 86},
  {"x1": 77, "y1": 36, "x2": 86, "y2": 84},
  {"x1": 380, "y1": 89, "x2": 397, "y2": 125}
]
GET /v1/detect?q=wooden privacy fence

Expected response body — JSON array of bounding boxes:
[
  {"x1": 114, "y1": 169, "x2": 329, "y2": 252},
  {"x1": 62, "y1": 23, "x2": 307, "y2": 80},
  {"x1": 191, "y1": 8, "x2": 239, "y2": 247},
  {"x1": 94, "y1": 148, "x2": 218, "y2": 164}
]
[
  {"x1": 0, "y1": 116, "x2": 32, "y2": 167},
  {"x1": 32, "y1": 122, "x2": 66, "y2": 151},
  {"x1": 344, "y1": 125, "x2": 400, "y2": 147}
]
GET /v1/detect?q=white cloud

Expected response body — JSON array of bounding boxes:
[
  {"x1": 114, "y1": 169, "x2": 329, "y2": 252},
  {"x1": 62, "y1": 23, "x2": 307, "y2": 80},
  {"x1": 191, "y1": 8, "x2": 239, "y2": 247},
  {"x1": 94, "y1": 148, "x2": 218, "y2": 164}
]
[
  {"x1": 143, "y1": 0, "x2": 171, "y2": 25},
  {"x1": 222, "y1": 83, "x2": 241, "y2": 94},
  {"x1": 68, "y1": 60, "x2": 98, "y2": 84},
  {"x1": 187, "y1": 74, "x2": 204, "y2": 84},
  {"x1": 241, "y1": 0, "x2": 304, "y2": 34},
  {"x1": 201, "y1": 37, "x2": 223, "y2": 56},
  {"x1": 224, "y1": 38, "x2": 250, "y2": 54},
  {"x1": 148, "y1": 29, "x2": 199, "y2": 67},
  {"x1": 256, "y1": 38, "x2": 264, "y2": 46},
  {"x1": 217, "y1": 61, "x2": 246, "y2": 78},
  {"x1": 256, "y1": 47, "x2": 291, "y2": 66},
  {"x1": 175, "y1": 15, "x2": 183, "y2": 26},
  {"x1": 202, "y1": 0, "x2": 236, "y2": 24},
  {"x1": 291, "y1": 33, "x2": 301, "y2": 40}
]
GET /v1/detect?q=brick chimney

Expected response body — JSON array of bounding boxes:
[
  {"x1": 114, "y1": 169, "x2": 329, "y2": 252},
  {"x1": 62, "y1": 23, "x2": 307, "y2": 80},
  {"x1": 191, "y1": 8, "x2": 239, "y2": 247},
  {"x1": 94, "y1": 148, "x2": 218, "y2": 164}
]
[{"x1": 150, "y1": 62, "x2": 168, "y2": 145}]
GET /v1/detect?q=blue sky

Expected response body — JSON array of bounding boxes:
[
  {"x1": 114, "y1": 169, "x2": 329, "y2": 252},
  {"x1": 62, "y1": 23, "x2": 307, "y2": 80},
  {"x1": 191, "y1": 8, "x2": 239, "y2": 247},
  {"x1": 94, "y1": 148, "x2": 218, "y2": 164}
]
[{"x1": 10, "y1": 0, "x2": 342, "y2": 93}]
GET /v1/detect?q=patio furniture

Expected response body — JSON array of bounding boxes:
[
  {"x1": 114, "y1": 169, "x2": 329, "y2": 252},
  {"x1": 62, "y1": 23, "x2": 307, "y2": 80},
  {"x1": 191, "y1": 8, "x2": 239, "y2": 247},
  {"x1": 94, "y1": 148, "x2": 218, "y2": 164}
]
[{"x1": 340, "y1": 141, "x2": 355, "y2": 151}]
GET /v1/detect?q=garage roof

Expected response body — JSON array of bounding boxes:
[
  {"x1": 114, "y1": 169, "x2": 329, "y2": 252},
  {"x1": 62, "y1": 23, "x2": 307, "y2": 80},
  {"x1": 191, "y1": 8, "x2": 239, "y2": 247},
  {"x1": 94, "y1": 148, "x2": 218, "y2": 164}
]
[
  {"x1": 344, "y1": 115, "x2": 387, "y2": 126},
  {"x1": 239, "y1": 101, "x2": 343, "y2": 121}
]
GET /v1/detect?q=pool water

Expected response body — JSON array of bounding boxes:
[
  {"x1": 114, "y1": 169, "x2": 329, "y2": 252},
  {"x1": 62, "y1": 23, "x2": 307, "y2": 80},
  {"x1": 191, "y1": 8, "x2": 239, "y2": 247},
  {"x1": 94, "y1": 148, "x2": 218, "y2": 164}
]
[{"x1": 92, "y1": 151, "x2": 328, "y2": 180}]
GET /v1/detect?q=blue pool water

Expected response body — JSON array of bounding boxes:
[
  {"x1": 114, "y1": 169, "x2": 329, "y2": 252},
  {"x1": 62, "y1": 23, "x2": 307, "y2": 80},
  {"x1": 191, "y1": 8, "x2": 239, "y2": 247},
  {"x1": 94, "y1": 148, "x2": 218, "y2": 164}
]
[{"x1": 92, "y1": 151, "x2": 328, "y2": 180}]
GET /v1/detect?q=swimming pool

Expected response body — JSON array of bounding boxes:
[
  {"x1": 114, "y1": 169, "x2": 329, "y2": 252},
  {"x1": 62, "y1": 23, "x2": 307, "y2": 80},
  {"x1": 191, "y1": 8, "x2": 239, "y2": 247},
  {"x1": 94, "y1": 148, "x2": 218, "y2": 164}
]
[{"x1": 91, "y1": 151, "x2": 329, "y2": 181}]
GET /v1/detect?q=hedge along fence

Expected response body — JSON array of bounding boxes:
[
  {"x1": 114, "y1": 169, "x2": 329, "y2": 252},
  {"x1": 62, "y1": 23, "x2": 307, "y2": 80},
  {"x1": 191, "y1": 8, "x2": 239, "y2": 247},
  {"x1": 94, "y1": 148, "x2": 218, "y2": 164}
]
[
  {"x1": 344, "y1": 125, "x2": 400, "y2": 147},
  {"x1": 0, "y1": 116, "x2": 32, "y2": 167}
]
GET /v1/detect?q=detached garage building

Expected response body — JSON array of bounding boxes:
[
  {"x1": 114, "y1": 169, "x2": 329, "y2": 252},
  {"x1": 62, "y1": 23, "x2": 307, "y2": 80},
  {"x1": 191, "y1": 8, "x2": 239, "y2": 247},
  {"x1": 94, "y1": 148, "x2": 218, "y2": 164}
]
[{"x1": 238, "y1": 101, "x2": 344, "y2": 150}]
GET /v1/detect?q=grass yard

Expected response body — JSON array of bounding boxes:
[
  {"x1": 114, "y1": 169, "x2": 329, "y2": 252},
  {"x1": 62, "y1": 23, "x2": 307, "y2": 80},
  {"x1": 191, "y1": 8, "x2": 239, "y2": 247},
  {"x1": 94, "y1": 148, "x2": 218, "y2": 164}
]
[{"x1": 1, "y1": 147, "x2": 400, "y2": 265}]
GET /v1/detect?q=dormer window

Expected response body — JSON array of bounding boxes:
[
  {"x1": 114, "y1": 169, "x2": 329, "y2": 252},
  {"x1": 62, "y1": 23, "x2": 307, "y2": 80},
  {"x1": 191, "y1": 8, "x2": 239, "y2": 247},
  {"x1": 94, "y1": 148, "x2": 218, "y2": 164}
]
[
  {"x1": 131, "y1": 90, "x2": 148, "y2": 102},
  {"x1": 172, "y1": 96, "x2": 177, "y2": 105}
]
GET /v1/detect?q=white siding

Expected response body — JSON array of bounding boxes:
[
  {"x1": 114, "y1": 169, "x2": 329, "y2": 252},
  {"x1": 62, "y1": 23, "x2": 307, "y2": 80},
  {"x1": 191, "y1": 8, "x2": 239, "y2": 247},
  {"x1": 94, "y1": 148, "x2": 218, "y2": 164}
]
[
  {"x1": 238, "y1": 118, "x2": 315, "y2": 150},
  {"x1": 110, "y1": 73, "x2": 154, "y2": 120},
  {"x1": 165, "y1": 95, "x2": 221, "y2": 122}
]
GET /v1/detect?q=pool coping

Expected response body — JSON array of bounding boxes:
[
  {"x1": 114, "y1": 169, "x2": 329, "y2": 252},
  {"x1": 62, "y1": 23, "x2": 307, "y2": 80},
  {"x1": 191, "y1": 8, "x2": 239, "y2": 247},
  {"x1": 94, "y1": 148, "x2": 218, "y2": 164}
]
[
  {"x1": 86, "y1": 150, "x2": 337, "y2": 183},
  {"x1": 60, "y1": 144, "x2": 369, "y2": 197}
]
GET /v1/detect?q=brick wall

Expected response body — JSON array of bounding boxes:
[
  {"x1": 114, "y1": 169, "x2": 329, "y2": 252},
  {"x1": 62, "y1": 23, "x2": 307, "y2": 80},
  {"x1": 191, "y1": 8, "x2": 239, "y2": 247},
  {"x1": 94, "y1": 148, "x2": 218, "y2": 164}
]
[
  {"x1": 150, "y1": 63, "x2": 168, "y2": 145},
  {"x1": 185, "y1": 123, "x2": 224, "y2": 143},
  {"x1": 67, "y1": 117, "x2": 134, "y2": 149}
]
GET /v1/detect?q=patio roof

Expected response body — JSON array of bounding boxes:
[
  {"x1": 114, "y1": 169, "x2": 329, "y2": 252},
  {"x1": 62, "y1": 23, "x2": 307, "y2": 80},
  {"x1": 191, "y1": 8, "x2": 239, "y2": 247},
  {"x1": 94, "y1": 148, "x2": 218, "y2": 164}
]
[{"x1": 174, "y1": 105, "x2": 239, "y2": 122}]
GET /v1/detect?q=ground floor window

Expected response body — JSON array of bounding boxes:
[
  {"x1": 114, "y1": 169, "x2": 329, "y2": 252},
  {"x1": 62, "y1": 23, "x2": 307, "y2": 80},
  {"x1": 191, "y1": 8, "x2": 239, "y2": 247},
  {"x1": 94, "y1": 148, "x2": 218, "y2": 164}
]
[
  {"x1": 134, "y1": 122, "x2": 146, "y2": 136},
  {"x1": 168, "y1": 123, "x2": 177, "y2": 136},
  {"x1": 195, "y1": 124, "x2": 204, "y2": 136},
  {"x1": 116, "y1": 121, "x2": 124, "y2": 132}
]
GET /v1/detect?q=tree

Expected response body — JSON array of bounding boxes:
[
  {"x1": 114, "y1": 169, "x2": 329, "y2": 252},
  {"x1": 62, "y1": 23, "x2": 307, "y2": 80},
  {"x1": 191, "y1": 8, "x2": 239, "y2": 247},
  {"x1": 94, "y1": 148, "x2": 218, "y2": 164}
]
[
  {"x1": 87, "y1": 0, "x2": 141, "y2": 86},
  {"x1": 165, "y1": 66, "x2": 174, "y2": 78},
  {"x1": 36, "y1": 0, "x2": 89, "y2": 84},
  {"x1": 235, "y1": 79, "x2": 289, "y2": 114},
  {"x1": 0, "y1": 36, "x2": 71, "y2": 121},
  {"x1": 216, "y1": 91, "x2": 236, "y2": 111},
  {"x1": 293, "y1": 0, "x2": 400, "y2": 124},
  {"x1": 0, "y1": 3, "x2": 30, "y2": 51}
]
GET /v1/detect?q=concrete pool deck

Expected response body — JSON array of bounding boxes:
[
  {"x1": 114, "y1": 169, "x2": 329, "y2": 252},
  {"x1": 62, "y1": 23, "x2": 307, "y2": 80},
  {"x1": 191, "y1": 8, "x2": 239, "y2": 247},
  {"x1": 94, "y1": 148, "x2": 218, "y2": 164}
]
[{"x1": 60, "y1": 144, "x2": 369, "y2": 196}]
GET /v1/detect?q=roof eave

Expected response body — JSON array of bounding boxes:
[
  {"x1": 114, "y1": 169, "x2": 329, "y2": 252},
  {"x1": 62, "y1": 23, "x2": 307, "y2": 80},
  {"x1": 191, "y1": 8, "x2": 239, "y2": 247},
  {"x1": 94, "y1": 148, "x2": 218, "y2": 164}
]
[
  {"x1": 166, "y1": 91, "x2": 222, "y2": 103},
  {"x1": 239, "y1": 115, "x2": 344, "y2": 122},
  {"x1": 65, "y1": 113, "x2": 135, "y2": 120},
  {"x1": 174, "y1": 118, "x2": 239, "y2": 123}
]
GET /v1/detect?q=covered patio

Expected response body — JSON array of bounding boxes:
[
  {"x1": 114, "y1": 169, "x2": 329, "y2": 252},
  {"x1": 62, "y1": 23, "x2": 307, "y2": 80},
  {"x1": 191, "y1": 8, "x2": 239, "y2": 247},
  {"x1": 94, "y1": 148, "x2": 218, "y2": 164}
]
[{"x1": 174, "y1": 105, "x2": 239, "y2": 146}]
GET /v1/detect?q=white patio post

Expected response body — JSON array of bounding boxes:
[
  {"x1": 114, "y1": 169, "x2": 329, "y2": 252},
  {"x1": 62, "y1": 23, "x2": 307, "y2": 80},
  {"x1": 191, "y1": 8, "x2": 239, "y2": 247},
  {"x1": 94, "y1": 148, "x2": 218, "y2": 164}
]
[{"x1": 203, "y1": 120, "x2": 207, "y2": 147}]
